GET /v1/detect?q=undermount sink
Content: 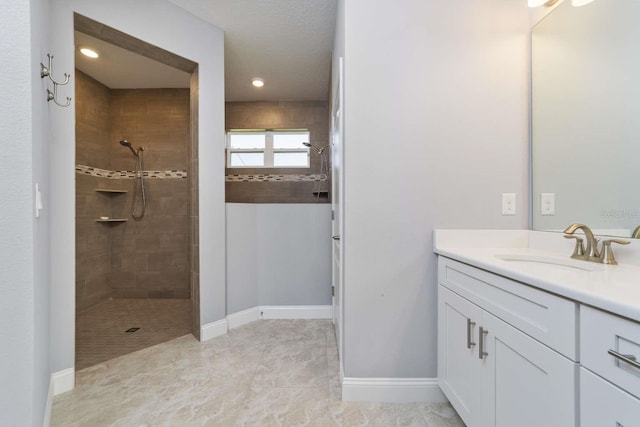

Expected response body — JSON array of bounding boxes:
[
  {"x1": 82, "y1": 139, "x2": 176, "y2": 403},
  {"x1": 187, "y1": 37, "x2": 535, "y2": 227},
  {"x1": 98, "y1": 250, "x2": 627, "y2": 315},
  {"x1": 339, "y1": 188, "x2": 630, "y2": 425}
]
[{"x1": 494, "y1": 253, "x2": 604, "y2": 272}]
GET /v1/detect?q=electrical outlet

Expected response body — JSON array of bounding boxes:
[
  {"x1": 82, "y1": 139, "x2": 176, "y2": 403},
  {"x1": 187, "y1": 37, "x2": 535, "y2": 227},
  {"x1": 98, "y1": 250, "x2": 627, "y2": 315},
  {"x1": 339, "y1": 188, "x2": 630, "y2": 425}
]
[
  {"x1": 502, "y1": 193, "x2": 516, "y2": 215},
  {"x1": 541, "y1": 193, "x2": 555, "y2": 215}
]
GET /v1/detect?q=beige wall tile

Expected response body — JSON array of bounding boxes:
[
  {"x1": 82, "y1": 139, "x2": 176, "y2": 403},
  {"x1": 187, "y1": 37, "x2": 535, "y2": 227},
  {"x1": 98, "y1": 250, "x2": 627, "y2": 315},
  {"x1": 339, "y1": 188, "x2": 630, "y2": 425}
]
[{"x1": 225, "y1": 101, "x2": 330, "y2": 204}]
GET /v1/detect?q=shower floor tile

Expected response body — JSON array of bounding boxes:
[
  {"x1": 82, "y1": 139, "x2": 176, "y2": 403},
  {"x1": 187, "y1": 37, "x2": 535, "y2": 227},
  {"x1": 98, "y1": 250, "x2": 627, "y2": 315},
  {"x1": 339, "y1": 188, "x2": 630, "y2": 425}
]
[{"x1": 75, "y1": 298, "x2": 192, "y2": 370}]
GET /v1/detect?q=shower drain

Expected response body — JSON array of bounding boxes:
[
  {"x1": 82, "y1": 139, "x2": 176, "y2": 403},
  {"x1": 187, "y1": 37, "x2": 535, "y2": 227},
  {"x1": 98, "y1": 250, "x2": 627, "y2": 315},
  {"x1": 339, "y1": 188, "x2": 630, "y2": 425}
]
[{"x1": 125, "y1": 327, "x2": 140, "y2": 333}]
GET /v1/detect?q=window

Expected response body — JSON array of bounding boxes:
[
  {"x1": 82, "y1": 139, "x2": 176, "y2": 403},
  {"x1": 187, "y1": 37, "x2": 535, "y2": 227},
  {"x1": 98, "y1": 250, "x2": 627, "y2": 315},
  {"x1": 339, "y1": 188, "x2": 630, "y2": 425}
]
[{"x1": 227, "y1": 130, "x2": 310, "y2": 168}]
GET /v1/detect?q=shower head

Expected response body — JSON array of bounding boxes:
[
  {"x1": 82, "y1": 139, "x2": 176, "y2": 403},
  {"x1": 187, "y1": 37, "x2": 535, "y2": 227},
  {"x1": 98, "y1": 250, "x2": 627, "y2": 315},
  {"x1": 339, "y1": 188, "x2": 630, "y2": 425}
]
[
  {"x1": 119, "y1": 139, "x2": 140, "y2": 156},
  {"x1": 302, "y1": 142, "x2": 328, "y2": 155}
]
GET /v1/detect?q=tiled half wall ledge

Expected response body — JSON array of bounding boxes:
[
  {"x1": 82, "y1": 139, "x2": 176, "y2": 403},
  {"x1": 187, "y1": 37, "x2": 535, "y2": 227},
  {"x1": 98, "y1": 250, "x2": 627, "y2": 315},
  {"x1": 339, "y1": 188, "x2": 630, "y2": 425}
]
[
  {"x1": 76, "y1": 164, "x2": 187, "y2": 179},
  {"x1": 225, "y1": 174, "x2": 328, "y2": 182}
]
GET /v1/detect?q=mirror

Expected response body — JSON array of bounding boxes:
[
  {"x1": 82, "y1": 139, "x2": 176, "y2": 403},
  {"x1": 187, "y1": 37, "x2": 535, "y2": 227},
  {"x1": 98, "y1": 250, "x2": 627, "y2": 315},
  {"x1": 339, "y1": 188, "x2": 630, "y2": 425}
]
[{"x1": 531, "y1": 0, "x2": 640, "y2": 237}]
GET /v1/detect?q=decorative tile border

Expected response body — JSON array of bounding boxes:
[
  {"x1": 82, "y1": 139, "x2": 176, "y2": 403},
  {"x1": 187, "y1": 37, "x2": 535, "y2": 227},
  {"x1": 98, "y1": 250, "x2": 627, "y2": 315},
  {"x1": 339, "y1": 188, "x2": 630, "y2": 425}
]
[
  {"x1": 76, "y1": 164, "x2": 187, "y2": 179},
  {"x1": 225, "y1": 174, "x2": 328, "y2": 182}
]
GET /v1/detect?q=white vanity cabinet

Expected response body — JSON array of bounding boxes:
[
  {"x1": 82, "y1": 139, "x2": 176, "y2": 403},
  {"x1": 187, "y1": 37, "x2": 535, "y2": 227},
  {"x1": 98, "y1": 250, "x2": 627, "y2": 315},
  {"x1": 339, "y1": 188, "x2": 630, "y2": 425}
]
[
  {"x1": 438, "y1": 257, "x2": 578, "y2": 427},
  {"x1": 580, "y1": 306, "x2": 640, "y2": 427}
]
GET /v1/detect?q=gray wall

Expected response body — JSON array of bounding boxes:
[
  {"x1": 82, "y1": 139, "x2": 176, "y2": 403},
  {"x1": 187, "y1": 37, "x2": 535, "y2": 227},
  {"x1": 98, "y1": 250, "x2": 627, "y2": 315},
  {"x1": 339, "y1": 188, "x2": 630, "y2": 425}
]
[
  {"x1": 337, "y1": 0, "x2": 530, "y2": 378},
  {"x1": 226, "y1": 204, "x2": 332, "y2": 314},
  {"x1": 0, "y1": 0, "x2": 51, "y2": 425}
]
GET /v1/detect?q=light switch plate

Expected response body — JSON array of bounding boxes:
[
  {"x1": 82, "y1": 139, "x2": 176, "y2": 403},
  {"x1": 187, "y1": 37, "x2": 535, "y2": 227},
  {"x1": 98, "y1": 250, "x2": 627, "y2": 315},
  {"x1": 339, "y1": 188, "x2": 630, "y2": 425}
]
[
  {"x1": 502, "y1": 193, "x2": 516, "y2": 215},
  {"x1": 35, "y1": 182, "x2": 43, "y2": 218}
]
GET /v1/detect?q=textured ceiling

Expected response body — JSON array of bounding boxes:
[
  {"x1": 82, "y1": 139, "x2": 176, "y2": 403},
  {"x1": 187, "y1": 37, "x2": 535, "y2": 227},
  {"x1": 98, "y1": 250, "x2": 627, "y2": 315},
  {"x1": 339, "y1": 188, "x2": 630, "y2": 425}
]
[
  {"x1": 168, "y1": 0, "x2": 337, "y2": 101},
  {"x1": 75, "y1": 31, "x2": 191, "y2": 89}
]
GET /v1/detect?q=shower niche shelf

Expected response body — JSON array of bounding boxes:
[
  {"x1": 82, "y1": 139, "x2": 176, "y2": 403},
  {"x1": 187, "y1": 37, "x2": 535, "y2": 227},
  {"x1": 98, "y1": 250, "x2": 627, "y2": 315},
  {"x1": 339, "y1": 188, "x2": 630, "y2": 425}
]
[
  {"x1": 95, "y1": 189, "x2": 127, "y2": 194},
  {"x1": 95, "y1": 218, "x2": 128, "y2": 223}
]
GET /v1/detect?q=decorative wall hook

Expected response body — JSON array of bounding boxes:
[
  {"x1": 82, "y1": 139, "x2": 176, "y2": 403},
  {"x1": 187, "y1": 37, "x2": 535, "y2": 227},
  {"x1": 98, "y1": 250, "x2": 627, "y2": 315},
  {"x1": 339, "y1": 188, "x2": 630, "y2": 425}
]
[
  {"x1": 47, "y1": 86, "x2": 71, "y2": 108},
  {"x1": 40, "y1": 54, "x2": 70, "y2": 85},
  {"x1": 41, "y1": 53, "x2": 71, "y2": 107}
]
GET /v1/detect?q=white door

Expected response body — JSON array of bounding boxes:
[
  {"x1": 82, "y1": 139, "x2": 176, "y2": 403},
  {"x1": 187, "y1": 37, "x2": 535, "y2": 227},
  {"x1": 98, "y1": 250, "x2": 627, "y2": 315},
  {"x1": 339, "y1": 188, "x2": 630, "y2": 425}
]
[
  {"x1": 331, "y1": 57, "x2": 345, "y2": 361},
  {"x1": 480, "y1": 311, "x2": 576, "y2": 427},
  {"x1": 438, "y1": 286, "x2": 483, "y2": 426}
]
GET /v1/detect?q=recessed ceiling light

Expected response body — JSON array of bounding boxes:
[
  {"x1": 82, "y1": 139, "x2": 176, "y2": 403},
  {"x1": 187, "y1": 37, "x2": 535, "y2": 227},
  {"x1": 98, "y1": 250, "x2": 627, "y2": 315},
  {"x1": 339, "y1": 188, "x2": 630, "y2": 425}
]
[
  {"x1": 80, "y1": 47, "x2": 99, "y2": 59},
  {"x1": 251, "y1": 78, "x2": 264, "y2": 88}
]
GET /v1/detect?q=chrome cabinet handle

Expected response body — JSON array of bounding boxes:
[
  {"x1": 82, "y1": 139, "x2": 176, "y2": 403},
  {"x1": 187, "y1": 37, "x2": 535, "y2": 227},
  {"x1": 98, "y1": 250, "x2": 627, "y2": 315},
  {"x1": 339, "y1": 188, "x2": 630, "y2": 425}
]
[
  {"x1": 479, "y1": 327, "x2": 489, "y2": 360},
  {"x1": 332, "y1": 235, "x2": 340, "y2": 241},
  {"x1": 608, "y1": 349, "x2": 640, "y2": 370},
  {"x1": 466, "y1": 318, "x2": 476, "y2": 349}
]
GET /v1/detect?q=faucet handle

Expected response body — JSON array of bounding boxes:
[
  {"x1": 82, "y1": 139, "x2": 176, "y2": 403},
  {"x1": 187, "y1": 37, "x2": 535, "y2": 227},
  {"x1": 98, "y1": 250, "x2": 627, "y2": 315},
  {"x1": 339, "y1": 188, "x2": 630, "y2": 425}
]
[
  {"x1": 600, "y1": 239, "x2": 631, "y2": 265},
  {"x1": 564, "y1": 234, "x2": 586, "y2": 259}
]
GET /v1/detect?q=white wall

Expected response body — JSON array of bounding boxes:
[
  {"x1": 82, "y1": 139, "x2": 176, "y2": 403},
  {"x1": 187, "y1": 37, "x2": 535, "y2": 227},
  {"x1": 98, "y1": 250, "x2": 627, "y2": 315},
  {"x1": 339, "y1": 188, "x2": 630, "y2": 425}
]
[
  {"x1": 0, "y1": 3, "x2": 35, "y2": 424},
  {"x1": 226, "y1": 204, "x2": 332, "y2": 314},
  {"x1": 49, "y1": 0, "x2": 225, "y2": 375},
  {"x1": 339, "y1": 0, "x2": 530, "y2": 378},
  {"x1": 31, "y1": 0, "x2": 53, "y2": 423},
  {"x1": 0, "y1": 0, "x2": 51, "y2": 425}
]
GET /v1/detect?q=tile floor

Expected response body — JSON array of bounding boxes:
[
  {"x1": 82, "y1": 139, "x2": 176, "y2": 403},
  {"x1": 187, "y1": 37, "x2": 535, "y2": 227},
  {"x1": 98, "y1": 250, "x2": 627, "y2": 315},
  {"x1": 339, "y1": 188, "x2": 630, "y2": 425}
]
[
  {"x1": 54, "y1": 319, "x2": 465, "y2": 426},
  {"x1": 75, "y1": 299, "x2": 192, "y2": 370}
]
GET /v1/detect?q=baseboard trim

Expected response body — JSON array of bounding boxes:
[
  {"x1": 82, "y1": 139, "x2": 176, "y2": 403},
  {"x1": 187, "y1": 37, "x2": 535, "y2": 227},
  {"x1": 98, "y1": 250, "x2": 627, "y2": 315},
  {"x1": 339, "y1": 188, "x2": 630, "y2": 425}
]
[
  {"x1": 341, "y1": 377, "x2": 447, "y2": 403},
  {"x1": 42, "y1": 375, "x2": 55, "y2": 427},
  {"x1": 227, "y1": 307, "x2": 261, "y2": 330},
  {"x1": 203, "y1": 305, "x2": 333, "y2": 339},
  {"x1": 200, "y1": 318, "x2": 228, "y2": 341},
  {"x1": 52, "y1": 368, "x2": 74, "y2": 396},
  {"x1": 259, "y1": 305, "x2": 333, "y2": 319}
]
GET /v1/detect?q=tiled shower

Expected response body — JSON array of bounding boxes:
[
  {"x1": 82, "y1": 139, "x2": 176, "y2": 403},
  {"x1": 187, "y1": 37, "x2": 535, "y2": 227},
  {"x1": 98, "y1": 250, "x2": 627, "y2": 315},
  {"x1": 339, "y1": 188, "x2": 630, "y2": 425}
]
[{"x1": 75, "y1": 69, "x2": 194, "y2": 368}]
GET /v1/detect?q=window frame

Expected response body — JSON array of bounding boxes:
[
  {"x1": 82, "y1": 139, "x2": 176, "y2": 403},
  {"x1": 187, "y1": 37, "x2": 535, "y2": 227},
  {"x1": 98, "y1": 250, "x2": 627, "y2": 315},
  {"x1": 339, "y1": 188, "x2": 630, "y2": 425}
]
[{"x1": 226, "y1": 129, "x2": 310, "y2": 168}]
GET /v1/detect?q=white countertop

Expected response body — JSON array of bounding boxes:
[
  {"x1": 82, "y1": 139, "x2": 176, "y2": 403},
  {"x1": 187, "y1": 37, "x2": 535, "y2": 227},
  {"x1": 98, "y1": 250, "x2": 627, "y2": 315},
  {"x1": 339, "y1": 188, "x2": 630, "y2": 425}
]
[{"x1": 434, "y1": 229, "x2": 640, "y2": 323}]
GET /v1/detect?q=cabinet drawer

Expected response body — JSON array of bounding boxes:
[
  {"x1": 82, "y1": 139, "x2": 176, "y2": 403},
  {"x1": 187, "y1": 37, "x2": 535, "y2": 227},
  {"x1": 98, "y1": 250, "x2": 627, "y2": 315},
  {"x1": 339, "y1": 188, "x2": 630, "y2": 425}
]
[
  {"x1": 581, "y1": 306, "x2": 640, "y2": 399},
  {"x1": 580, "y1": 368, "x2": 640, "y2": 427},
  {"x1": 438, "y1": 257, "x2": 577, "y2": 360}
]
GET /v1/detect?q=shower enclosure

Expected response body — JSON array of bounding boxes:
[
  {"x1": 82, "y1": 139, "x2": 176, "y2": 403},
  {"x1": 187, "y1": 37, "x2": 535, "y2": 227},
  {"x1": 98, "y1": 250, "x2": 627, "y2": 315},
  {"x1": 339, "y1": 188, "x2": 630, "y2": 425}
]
[{"x1": 74, "y1": 22, "x2": 198, "y2": 369}]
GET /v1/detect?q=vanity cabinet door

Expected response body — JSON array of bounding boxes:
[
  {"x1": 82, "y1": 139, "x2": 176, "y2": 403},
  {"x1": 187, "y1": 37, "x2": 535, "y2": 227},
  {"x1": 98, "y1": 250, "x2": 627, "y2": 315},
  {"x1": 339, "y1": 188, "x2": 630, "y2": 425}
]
[
  {"x1": 438, "y1": 285, "x2": 483, "y2": 426},
  {"x1": 580, "y1": 367, "x2": 640, "y2": 427},
  {"x1": 479, "y1": 311, "x2": 577, "y2": 427}
]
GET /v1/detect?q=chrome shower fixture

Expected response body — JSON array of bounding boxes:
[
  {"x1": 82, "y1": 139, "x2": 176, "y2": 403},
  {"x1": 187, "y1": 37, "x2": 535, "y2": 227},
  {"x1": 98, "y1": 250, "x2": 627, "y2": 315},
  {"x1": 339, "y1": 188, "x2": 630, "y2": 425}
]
[
  {"x1": 119, "y1": 139, "x2": 146, "y2": 220},
  {"x1": 119, "y1": 139, "x2": 144, "y2": 157},
  {"x1": 302, "y1": 142, "x2": 329, "y2": 155}
]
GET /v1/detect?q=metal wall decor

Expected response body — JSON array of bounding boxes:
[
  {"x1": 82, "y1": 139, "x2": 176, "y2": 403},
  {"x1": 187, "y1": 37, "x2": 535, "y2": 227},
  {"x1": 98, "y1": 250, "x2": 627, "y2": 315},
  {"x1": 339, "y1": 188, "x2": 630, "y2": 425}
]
[{"x1": 41, "y1": 54, "x2": 71, "y2": 107}]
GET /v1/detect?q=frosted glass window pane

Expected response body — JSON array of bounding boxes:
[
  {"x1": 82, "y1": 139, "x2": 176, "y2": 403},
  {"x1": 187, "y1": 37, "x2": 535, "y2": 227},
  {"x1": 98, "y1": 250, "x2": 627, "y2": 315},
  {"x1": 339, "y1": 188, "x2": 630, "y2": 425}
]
[
  {"x1": 230, "y1": 152, "x2": 264, "y2": 166},
  {"x1": 274, "y1": 152, "x2": 308, "y2": 167},
  {"x1": 229, "y1": 133, "x2": 265, "y2": 149},
  {"x1": 273, "y1": 132, "x2": 310, "y2": 149}
]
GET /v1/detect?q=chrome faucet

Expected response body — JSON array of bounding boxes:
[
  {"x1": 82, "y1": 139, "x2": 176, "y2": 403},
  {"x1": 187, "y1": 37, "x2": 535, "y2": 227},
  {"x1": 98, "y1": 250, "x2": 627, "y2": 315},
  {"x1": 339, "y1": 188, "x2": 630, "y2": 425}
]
[{"x1": 563, "y1": 223, "x2": 630, "y2": 265}]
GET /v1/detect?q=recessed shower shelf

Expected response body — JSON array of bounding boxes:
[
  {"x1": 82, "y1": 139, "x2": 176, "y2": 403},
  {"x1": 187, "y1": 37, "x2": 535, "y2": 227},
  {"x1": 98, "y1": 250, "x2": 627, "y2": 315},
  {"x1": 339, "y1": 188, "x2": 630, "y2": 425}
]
[
  {"x1": 95, "y1": 218, "x2": 128, "y2": 223},
  {"x1": 95, "y1": 189, "x2": 127, "y2": 194}
]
